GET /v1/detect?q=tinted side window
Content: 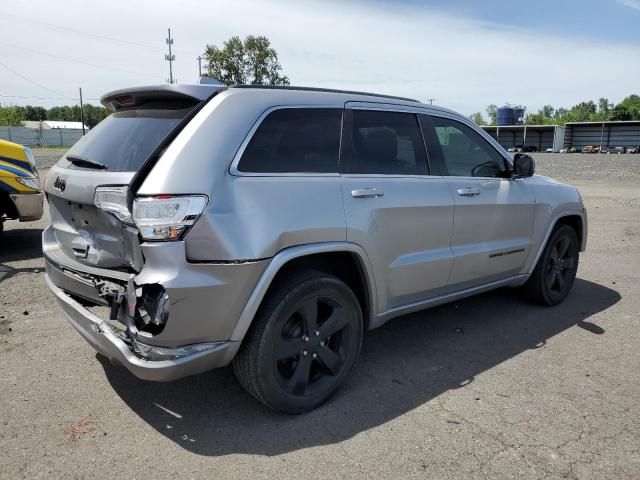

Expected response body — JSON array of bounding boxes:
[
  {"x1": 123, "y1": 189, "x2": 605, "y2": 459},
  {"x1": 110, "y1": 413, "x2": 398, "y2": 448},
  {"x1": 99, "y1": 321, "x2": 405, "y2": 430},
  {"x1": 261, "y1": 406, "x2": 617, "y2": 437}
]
[
  {"x1": 238, "y1": 108, "x2": 342, "y2": 173},
  {"x1": 429, "y1": 116, "x2": 505, "y2": 177},
  {"x1": 344, "y1": 110, "x2": 427, "y2": 175}
]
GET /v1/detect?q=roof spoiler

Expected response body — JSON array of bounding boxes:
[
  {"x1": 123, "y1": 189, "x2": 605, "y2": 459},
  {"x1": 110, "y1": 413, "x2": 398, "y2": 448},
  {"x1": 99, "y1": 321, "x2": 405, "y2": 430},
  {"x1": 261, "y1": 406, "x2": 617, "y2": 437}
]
[{"x1": 101, "y1": 83, "x2": 227, "y2": 110}]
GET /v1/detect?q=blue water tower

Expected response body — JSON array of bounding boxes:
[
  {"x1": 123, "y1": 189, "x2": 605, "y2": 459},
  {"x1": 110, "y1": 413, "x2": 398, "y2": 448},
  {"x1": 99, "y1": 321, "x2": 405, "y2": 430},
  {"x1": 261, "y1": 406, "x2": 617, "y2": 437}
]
[
  {"x1": 513, "y1": 107, "x2": 525, "y2": 124},
  {"x1": 497, "y1": 106, "x2": 515, "y2": 126}
]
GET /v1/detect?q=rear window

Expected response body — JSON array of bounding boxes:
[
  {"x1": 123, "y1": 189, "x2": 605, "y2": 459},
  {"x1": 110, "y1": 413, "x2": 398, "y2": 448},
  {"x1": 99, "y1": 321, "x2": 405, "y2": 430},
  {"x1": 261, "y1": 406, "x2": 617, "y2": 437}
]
[
  {"x1": 238, "y1": 108, "x2": 342, "y2": 173},
  {"x1": 62, "y1": 105, "x2": 193, "y2": 172}
]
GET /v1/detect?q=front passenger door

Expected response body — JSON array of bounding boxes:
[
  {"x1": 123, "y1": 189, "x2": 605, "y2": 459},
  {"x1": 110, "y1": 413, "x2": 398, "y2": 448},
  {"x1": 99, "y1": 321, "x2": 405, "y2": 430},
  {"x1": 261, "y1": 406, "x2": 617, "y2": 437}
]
[{"x1": 421, "y1": 115, "x2": 535, "y2": 289}]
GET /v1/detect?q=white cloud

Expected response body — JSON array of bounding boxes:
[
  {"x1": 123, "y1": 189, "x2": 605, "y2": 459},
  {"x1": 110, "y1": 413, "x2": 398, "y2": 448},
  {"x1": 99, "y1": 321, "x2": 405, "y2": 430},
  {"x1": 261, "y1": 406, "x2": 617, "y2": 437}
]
[
  {"x1": 618, "y1": 0, "x2": 640, "y2": 11},
  {"x1": 1, "y1": 0, "x2": 639, "y2": 115}
]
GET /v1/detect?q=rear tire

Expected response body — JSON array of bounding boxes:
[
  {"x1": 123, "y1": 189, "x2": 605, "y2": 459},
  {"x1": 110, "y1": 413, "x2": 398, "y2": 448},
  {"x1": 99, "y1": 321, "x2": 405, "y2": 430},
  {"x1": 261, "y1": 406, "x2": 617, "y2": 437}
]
[
  {"x1": 523, "y1": 225, "x2": 579, "y2": 306},
  {"x1": 233, "y1": 270, "x2": 363, "y2": 414}
]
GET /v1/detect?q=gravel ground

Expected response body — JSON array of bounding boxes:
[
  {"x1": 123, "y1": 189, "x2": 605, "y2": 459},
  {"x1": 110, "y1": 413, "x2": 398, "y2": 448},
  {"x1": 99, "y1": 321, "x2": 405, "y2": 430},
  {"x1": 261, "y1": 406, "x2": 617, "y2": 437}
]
[
  {"x1": 31, "y1": 148, "x2": 67, "y2": 170},
  {"x1": 1, "y1": 152, "x2": 639, "y2": 479},
  {"x1": 532, "y1": 153, "x2": 640, "y2": 182}
]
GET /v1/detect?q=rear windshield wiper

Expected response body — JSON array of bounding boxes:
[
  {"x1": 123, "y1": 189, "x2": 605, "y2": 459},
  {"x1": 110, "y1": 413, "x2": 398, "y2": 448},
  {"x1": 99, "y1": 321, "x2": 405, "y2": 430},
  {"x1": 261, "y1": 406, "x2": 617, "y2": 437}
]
[{"x1": 67, "y1": 155, "x2": 108, "y2": 170}]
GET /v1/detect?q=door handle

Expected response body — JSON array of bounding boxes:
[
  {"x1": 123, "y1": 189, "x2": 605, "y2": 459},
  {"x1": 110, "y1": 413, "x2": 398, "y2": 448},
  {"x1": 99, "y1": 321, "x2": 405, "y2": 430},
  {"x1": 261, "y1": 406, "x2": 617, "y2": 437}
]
[
  {"x1": 456, "y1": 188, "x2": 481, "y2": 197},
  {"x1": 351, "y1": 188, "x2": 384, "y2": 198}
]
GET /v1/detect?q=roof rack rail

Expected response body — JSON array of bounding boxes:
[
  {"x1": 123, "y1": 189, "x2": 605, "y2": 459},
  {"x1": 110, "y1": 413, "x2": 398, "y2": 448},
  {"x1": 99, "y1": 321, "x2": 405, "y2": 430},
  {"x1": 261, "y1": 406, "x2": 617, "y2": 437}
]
[{"x1": 230, "y1": 84, "x2": 419, "y2": 103}]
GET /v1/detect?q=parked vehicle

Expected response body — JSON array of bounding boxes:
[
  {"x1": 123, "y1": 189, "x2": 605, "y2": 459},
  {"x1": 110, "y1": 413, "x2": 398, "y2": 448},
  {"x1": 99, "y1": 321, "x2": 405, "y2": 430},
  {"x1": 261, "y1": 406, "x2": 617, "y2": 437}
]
[
  {"x1": 545, "y1": 148, "x2": 553, "y2": 153},
  {"x1": 608, "y1": 146, "x2": 625, "y2": 155},
  {"x1": 0, "y1": 139, "x2": 44, "y2": 234},
  {"x1": 599, "y1": 146, "x2": 609, "y2": 154},
  {"x1": 559, "y1": 148, "x2": 568, "y2": 153},
  {"x1": 43, "y1": 83, "x2": 588, "y2": 413},
  {"x1": 581, "y1": 145, "x2": 599, "y2": 153},
  {"x1": 626, "y1": 146, "x2": 639, "y2": 154},
  {"x1": 523, "y1": 146, "x2": 537, "y2": 153}
]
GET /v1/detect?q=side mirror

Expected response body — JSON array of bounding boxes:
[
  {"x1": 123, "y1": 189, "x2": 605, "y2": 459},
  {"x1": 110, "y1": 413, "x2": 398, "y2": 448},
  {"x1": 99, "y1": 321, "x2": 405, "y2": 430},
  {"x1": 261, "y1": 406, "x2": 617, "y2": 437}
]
[{"x1": 513, "y1": 153, "x2": 535, "y2": 178}]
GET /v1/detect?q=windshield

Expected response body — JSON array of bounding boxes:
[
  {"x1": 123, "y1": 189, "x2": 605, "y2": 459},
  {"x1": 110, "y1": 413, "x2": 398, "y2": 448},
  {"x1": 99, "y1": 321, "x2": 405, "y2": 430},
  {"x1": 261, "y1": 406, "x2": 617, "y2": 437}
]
[{"x1": 62, "y1": 105, "x2": 194, "y2": 172}]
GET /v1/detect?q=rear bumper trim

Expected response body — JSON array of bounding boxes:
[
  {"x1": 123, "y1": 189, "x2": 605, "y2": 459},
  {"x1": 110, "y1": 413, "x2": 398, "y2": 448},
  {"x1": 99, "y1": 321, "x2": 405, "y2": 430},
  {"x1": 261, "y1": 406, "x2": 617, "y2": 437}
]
[
  {"x1": 46, "y1": 273, "x2": 236, "y2": 381},
  {"x1": 9, "y1": 192, "x2": 43, "y2": 221}
]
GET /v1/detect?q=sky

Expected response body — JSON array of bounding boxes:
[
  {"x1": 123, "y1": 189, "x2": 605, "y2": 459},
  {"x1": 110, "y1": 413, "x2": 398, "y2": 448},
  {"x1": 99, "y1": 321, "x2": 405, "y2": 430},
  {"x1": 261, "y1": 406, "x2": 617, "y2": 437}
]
[{"x1": 0, "y1": 0, "x2": 639, "y2": 116}]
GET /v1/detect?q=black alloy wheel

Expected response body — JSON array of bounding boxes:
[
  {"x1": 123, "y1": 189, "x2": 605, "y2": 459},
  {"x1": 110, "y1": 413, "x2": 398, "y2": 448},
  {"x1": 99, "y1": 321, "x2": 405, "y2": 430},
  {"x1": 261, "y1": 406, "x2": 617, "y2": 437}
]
[
  {"x1": 275, "y1": 295, "x2": 352, "y2": 397},
  {"x1": 524, "y1": 225, "x2": 579, "y2": 306},
  {"x1": 233, "y1": 270, "x2": 363, "y2": 413},
  {"x1": 546, "y1": 234, "x2": 578, "y2": 296}
]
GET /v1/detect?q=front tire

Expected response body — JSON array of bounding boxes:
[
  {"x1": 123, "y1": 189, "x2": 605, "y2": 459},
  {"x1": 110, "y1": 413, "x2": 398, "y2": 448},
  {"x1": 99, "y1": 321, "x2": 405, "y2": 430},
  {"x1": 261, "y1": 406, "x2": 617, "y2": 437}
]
[
  {"x1": 233, "y1": 270, "x2": 363, "y2": 414},
  {"x1": 524, "y1": 225, "x2": 579, "y2": 306}
]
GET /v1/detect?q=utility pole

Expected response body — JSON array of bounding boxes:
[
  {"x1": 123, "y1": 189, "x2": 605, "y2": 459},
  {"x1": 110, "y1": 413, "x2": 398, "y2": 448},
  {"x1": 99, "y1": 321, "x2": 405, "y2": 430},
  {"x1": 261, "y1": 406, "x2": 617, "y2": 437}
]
[
  {"x1": 427, "y1": 98, "x2": 435, "y2": 105},
  {"x1": 165, "y1": 28, "x2": 175, "y2": 84},
  {"x1": 78, "y1": 87, "x2": 86, "y2": 135},
  {"x1": 197, "y1": 55, "x2": 203, "y2": 77}
]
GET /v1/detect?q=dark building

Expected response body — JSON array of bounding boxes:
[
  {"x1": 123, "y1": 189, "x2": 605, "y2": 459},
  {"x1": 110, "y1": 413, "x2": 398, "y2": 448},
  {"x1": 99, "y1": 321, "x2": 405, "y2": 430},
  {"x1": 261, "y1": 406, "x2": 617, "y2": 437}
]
[
  {"x1": 562, "y1": 120, "x2": 640, "y2": 149},
  {"x1": 481, "y1": 125, "x2": 563, "y2": 152}
]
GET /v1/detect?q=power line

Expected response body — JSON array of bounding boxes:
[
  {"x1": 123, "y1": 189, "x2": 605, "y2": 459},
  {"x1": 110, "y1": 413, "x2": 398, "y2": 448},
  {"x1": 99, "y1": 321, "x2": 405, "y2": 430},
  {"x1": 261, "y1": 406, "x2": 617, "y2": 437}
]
[
  {"x1": 0, "y1": 94, "x2": 68, "y2": 101},
  {"x1": 0, "y1": 41, "x2": 159, "y2": 79},
  {"x1": 0, "y1": 11, "x2": 201, "y2": 57},
  {"x1": 0, "y1": 60, "x2": 73, "y2": 99},
  {"x1": 0, "y1": 94, "x2": 102, "y2": 105}
]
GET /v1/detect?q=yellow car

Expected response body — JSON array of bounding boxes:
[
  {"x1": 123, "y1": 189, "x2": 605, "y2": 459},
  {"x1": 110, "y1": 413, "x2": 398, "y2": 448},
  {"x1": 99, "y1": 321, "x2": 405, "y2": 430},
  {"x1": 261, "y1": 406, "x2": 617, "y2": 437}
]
[{"x1": 0, "y1": 139, "x2": 44, "y2": 234}]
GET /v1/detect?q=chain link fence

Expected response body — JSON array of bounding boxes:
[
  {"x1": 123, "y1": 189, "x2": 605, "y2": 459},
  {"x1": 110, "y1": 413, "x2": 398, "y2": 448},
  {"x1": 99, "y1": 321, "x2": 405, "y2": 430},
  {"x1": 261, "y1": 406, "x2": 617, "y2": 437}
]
[{"x1": 0, "y1": 126, "x2": 83, "y2": 147}]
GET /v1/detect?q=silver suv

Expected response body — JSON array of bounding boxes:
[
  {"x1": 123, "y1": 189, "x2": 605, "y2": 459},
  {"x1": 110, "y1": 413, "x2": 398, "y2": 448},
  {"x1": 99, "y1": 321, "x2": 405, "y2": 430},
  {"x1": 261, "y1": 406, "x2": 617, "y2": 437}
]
[{"x1": 44, "y1": 83, "x2": 587, "y2": 413}]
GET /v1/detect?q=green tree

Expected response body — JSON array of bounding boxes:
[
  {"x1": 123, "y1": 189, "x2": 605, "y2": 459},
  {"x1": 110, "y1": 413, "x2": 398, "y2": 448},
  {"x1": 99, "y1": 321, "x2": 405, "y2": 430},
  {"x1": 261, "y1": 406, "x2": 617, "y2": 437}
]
[
  {"x1": 486, "y1": 104, "x2": 497, "y2": 124},
  {"x1": 616, "y1": 94, "x2": 640, "y2": 120},
  {"x1": 47, "y1": 105, "x2": 76, "y2": 122},
  {"x1": 524, "y1": 105, "x2": 555, "y2": 125},
  {"x1": 0, "y1": 106, "x2": 26, "y2": 126},
  {"x1": 526, "y1": 112, "x2": 545, "y2": 125},
  {"x1": 567, "y1": 101, "x2": 597, "y2": 122},
  {"x1": 81, "y1": 104, "x2": 111, "y2": 128},
  {"x1": 609, "y1": 105, "x2": 631, "y2": 121},
  {"x1": 24, "y1": 105, "x2": 47, "y2": 121},
  {"x1": 47, "y1": 106, "x2": 65, "y2": 121},
  {"x1": 597, "y1": 97, "x2": 611, "y2": 116},
  {"x1": 469, "y1": 112, "x2": 485, "y2": 125},
  {"x1": 204, "y1": 35, "x2": 289, "y2": 86}
]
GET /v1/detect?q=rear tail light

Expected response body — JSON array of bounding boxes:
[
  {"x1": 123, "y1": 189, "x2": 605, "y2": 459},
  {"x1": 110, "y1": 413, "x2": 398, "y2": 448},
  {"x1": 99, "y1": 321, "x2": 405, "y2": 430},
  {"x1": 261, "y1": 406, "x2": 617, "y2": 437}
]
[
  {"x1": 133, "y1": 195, "x2": 207, "y2": 240},
  {"x1": 94, "y1": 186, "x2": 133, "y2": 223},
  {"x1": 95, "y1": 186, "x2": 207, "y2": 241}
]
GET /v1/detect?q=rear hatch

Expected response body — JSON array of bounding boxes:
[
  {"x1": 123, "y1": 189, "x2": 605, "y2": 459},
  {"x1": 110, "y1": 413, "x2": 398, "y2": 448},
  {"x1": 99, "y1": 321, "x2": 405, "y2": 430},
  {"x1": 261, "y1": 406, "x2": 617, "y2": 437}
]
[{"x1": 44, "y1": 84, "x2": 224, "y2": 273}]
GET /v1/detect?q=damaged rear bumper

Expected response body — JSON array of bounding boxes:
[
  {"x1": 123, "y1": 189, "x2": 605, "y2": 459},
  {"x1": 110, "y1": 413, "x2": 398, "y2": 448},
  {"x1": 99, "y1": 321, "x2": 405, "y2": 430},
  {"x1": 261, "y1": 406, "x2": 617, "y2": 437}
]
[
  {"x1": 46, "y1": 274, "x2": 237, "y2": 381},
  {"x1": 42, "y1": 225, "x2": 268, "y2": 381}
]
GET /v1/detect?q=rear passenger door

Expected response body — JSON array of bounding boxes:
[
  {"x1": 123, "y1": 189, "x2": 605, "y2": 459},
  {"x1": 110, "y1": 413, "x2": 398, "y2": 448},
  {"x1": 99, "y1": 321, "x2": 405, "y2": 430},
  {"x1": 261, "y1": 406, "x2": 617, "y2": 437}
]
[
  {"x1": 420, "y1": 114, "x2": 535, "y2": 288},
  {"x1": 340, "y1": 105, "x2": 455, "y2": 314},
  {"x1": 230, "y1": 107, "x2": 348, "y2": 258}
]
